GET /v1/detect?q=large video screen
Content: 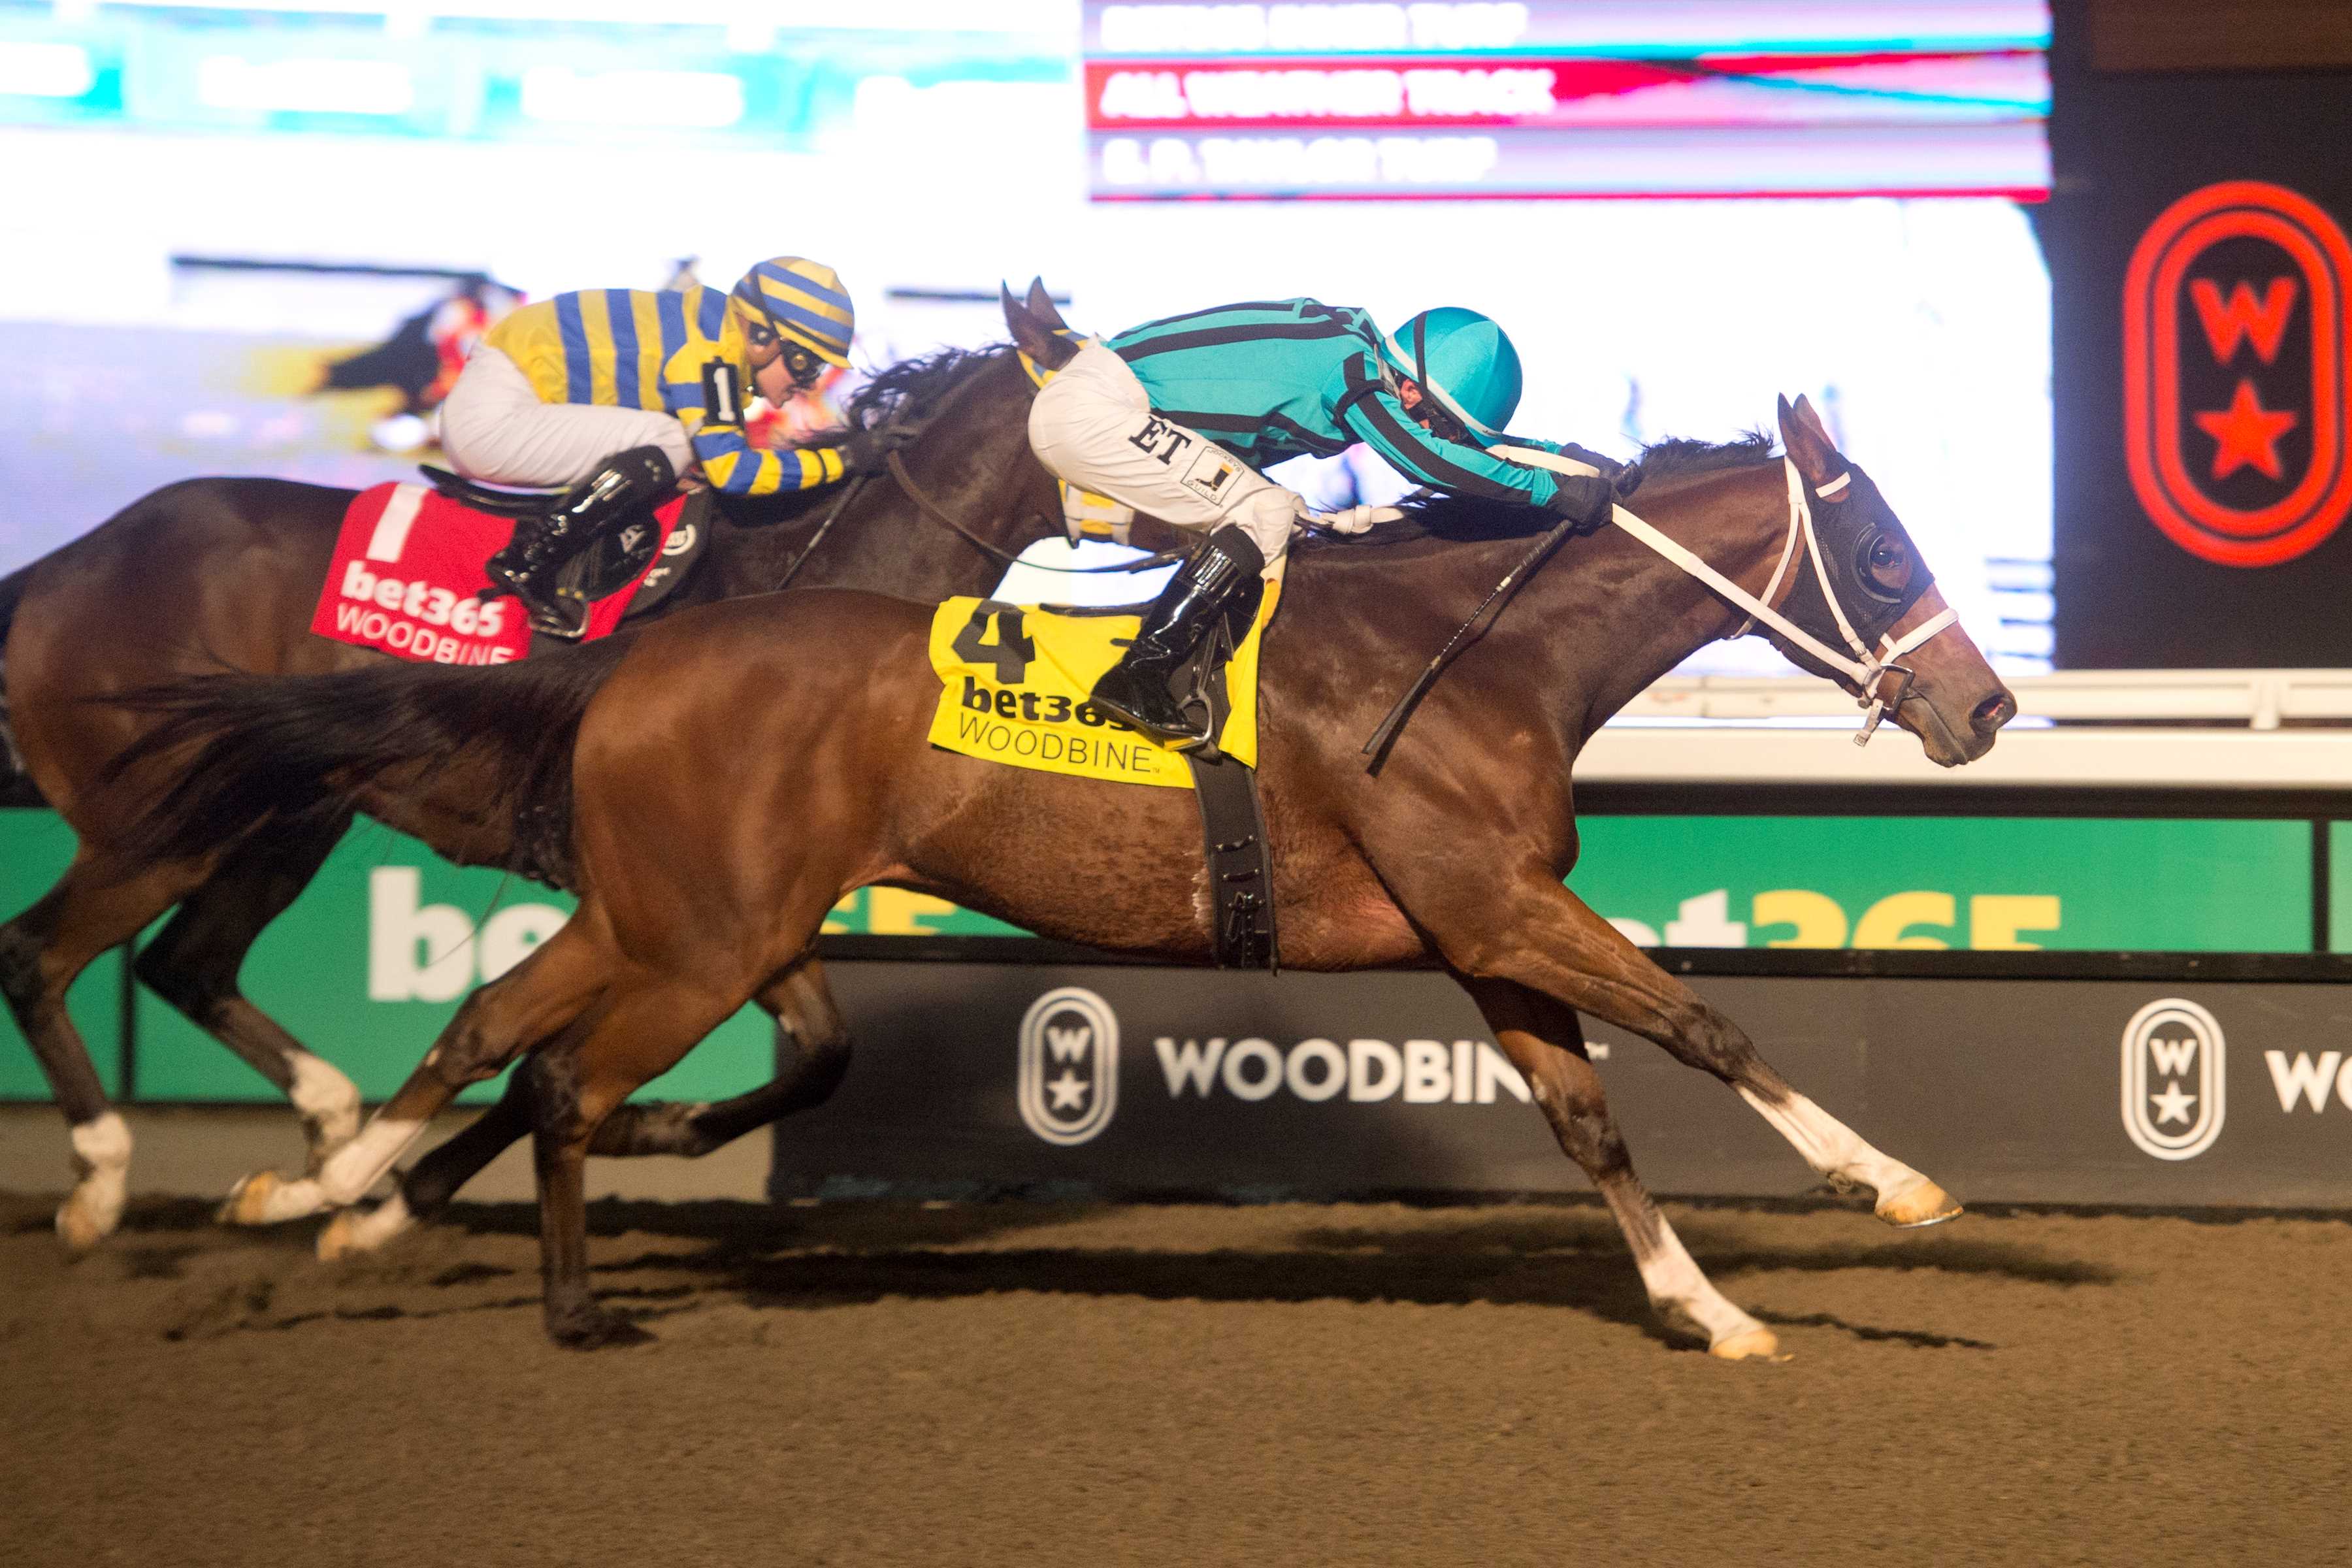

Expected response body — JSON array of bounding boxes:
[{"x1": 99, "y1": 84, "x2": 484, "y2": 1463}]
[{"x1": 0, "y1": 0, "x2": 2053, "y2": 672}]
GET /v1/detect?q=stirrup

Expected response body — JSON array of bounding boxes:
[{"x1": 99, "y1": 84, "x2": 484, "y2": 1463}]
[
  {"x1": 1091, "y1": 668, "x2": 1211, "y2": 748},
  {"x1": 521, "y1": 578, "x2": 591, "y2": 640},
  {"x1": 480, "y1": 551, "x2": 586, "y2": 637}
]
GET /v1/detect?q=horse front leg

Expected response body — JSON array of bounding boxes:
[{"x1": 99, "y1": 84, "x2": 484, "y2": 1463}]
[
  {"x1": 1441, "y1": 875, "x2": 1959, "y2": 1229},
  {"x1": 1465, "y1": 977, "x2": 1781, "y2": 1360}
]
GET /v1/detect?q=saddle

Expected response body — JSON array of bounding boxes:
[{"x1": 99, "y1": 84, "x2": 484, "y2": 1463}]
[
  {"x1": 925, "y1": 579, "x2": 1281, "y2": 970},
  {"x1": 309, "y1": 477, "x2": 708, "y2": 667}
]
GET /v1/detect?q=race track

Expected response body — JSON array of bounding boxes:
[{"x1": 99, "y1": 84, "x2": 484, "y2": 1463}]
[{"x1": 2, "y1": 1193, "x2": 2342, "y2": 1565}]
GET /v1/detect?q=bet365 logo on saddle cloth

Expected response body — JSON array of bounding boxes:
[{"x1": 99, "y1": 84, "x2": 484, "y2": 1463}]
[
  {"x1": 311, "y1": 482, "x2": 688, "y2": 664},
  {"x1": 924, "y1": 585, "x2": 1279, "y2": 788},
  {"x1": 2123, "y1": 180, "x2": 2352, "y2": 567}
]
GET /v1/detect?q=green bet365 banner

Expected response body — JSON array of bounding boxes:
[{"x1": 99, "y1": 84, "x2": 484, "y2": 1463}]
[
  {"x1": 0, "y1": 809, "x2": 2324, "y2": 1103},
  {"x1": 1573, "y1": 815, "x2": 2311, "y2": 953}
]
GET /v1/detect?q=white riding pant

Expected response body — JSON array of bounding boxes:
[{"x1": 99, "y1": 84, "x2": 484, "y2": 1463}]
[
  {"x1": 1028, "y1": 344, "x2": 1305, "y2": 566},
  {"x1": 438, "y1": 346, "x2": 693, "y2": 489}
]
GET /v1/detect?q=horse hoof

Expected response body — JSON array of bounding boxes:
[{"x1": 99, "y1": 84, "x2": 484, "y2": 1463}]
[
  {"x1": 1877, "y1": 1177, "x2": 1963, "y2": 1229},
  {"x1": 317, "y1": 1194, "x2": 414, "y2": 1262},
  {"x1": 54, "y1": 1196, "x2": 113, "y2": 1253},
  {"x1": 218, "y1": 1170, "x2": 318, "y2": 1227},
  {"x1": 547, "y1": 1308, "x2": 654, "y2": 1351},
  {"x1": 316, "y1": 1209, "x2": 365, "y2": 1262},
  {"x1": 219, "y1": 1171, "x2": 278, "y2": 1226},
  {"x1": 1709, "y1": 1326, "x2": 1788, "y2": 1362}
]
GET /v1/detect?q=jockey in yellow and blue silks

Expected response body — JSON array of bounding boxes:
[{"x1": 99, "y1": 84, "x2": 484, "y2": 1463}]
[
  {"x1": 444, "y1": 257, "x2": 906, "y2": 634},
  {"x1": 1027, "y1": 298, "x2": 1624, "y2": 743}
]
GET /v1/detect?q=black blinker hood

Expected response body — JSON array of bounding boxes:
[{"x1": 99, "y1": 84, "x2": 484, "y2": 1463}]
[{"x1": 1773, "y1": 463, "x2": 1935, "y2": 657}]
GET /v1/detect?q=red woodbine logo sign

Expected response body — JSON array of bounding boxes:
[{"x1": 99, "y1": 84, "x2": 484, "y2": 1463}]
[{"x1": 2123, "y1": 180, "x2": 2352, "y2": 568}]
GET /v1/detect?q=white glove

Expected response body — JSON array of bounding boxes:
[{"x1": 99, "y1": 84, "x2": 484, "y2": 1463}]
[{"x1": 1307, "y1": 504, "x2": 1403, "y2": 535}]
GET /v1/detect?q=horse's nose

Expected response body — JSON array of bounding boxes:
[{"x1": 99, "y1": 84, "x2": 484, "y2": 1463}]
[{"x1": 1972, "y1": 689, "x2": 2017, "y2": 736}]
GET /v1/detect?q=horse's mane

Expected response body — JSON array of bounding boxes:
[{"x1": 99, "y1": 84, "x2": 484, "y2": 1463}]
[
  {"x1": 1635, "y1": 429, "x2": 1777, "y2": 482},
  {"x1": 1373, "y1": 431, "x2": 1780, "y2": 542},
  {"x1": 841, "y1": 343, "x2": 1013, "y2": 431}
]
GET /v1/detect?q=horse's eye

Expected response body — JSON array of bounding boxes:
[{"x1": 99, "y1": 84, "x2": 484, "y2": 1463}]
[{"x1": 1862, "y1": 534, "x2": 1912, "y2": 595}]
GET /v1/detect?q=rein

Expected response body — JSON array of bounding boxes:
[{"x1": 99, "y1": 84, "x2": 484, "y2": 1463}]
[
  {"x1": 883, "y1": 449, "x2": 1184, "y2": 576},
  {"x1": 1361, "y1": 449, "x2": 1960, "y2": 769}
]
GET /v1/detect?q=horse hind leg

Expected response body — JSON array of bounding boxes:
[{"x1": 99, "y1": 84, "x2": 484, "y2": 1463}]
[
  {"x1": 1467, "y1": 977, "x2": 1782, "y2": 1361},
  {"x1": 1, "y1": 851, "x2": 209, "y2": 1250},
  {"x1": 221, "y1": 921, "x2": 615, "y2": 1228},
  {"x1": 519, "y1": 970, "x2": 749, "y2": 1348},
  {"x1": 134, "y1": 821, "x2": 362, "y2": 1177},
  {"x1": 319, "y1": 953, "x2": 851, "y2": 1260},
  {"x1": 584, "y1": 953, "x2": 851, "y2": 1157}
]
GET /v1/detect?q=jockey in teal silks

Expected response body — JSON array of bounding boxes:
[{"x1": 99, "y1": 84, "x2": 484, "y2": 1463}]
[{"x1": 1028, "y1": 299, "x2": 1622, "y2": 744}]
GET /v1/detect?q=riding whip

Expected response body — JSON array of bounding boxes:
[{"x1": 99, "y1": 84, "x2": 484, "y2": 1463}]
[
  {"x1": 1359, "y1": 446, "x2": 1605, "y2": 773},
  {"x1": 772, "y1": 471, "x2": 870, "y2": 593}
]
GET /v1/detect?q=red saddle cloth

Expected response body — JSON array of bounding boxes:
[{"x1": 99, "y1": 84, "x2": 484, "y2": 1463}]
[{"x1": 311, "y1": 482, "x2": 687, "y2": 664}]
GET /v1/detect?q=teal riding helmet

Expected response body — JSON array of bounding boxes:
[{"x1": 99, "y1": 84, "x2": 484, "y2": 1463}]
[{"x1": 1379, "y1": 306, "x2": 1525, "y2": 444}]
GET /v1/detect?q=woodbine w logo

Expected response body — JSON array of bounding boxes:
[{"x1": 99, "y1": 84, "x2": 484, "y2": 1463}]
[
  {"x1": 2123, "y1": 180, "x2": 2352, "y2": 567},
  {"x1": 2119, "y1": 998, "x2": 2226, "y2": 1161},
  {"x1": 1018, "y1": 987, "x2": 1120, "y2": 1145}
]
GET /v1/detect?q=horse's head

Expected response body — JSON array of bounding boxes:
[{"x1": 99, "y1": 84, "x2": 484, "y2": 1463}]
[
  {"x1": 1770, "y1": 395, "x2": 2015, "y2": 766},
  {"x1": 809, "y1": 308, "x2": 1063, "y2": 575}
]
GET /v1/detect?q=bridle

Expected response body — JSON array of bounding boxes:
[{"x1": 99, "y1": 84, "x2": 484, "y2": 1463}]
[
  {"x1": 1498, "y1": 447, "x2": 1959, "y2": 745},
  {"x1": 774, "y1": 351, "x2": 1184, "y2": 589},
  {"x1": 883, "y1": 449, "x2": 1181, "y2": 576}
]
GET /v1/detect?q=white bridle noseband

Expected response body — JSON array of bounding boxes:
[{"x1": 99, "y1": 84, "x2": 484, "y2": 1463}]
[{"x1": 1491, "y1": 446, "x2": 1960, "y2": 745}]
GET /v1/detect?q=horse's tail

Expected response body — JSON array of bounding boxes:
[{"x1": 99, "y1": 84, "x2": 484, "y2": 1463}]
[
  {"x1": 0, "y1": 564, "x2": 46, "y2": 808},
  {"x1": 105, "y1": 638, "x2": 634, "y2": 872}
]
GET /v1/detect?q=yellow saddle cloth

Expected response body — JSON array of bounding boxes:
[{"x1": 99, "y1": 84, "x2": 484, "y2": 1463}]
[{"x1": 926, "y1": 581, "x2": 1280, "y2": 788}]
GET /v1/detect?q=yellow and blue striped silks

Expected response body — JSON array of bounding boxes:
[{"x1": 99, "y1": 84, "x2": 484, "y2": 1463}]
[{"x1": 482, "y1": 286, "x2": 845, "y2": 498}]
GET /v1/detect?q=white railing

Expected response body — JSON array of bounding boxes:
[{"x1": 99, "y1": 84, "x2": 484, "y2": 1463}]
[
  {"x1": 1620, "y1": 669, "x2": 2352, "y2": 729},
  {"x1": 1586, "y1": 670, "x2": 2352, "y2": 791}
]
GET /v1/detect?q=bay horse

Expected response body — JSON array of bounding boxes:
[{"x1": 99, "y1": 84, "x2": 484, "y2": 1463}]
[
  {"x1": 114, "y1": 368, "x2": 2017, "y2": 1358},
  {"x1": 0, "y1": 304, "x2": 1095, "y2": 1250}
]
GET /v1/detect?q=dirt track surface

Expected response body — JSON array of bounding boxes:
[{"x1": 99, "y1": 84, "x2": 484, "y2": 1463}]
[{"x1": 3, "y1": 1193, "x2": 2346, "y2": 1567}]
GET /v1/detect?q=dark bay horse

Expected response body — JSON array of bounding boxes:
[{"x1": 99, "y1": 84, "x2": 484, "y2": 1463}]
[
  {"x1": 117, "y1": 384, "x2": 2017, "y2": 1357},
  {"x1": 0, "y1": 316, "x2": 1089, "y2": 1250}
]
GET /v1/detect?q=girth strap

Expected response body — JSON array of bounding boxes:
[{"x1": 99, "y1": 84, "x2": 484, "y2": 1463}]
[{"x1": 1186, "y1": 750, "x2": 1278, "y2": 971}]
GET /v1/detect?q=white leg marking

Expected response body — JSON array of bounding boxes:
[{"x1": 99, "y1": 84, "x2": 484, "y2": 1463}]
[
  {"x1": 1630, "y1": 1216, "x2": 1777, "y2": 1358},
  {"x1": 1737, "y1": 1086, "x2": 1959, "y2": 1225},
  {"x1": 1739, "y1": 1086, "x2": 1911, "y2": 1190},
  {"x1": 315, "y1": 1116, "x2": 425, "y2": 1207},
  {"x1": 287, "y1": 1051, "x2": 363, "y2": 1158},
  {"x1": 56, "y1": 1112, "x2": 133, "y2": 1250}
]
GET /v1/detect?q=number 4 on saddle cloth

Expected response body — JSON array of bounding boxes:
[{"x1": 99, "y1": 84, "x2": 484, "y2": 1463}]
[
  {"x1": 928, "y1": 575, "x2": 1283, "y2": 970},
  {"x1": 310, "y1": 477, "x2": 710, "y2": 665}
]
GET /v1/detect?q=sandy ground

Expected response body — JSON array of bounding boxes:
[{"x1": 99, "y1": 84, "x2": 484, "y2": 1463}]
[{"x1": 2, "y1": 1191, "x2": 2347, "y2": 1567}]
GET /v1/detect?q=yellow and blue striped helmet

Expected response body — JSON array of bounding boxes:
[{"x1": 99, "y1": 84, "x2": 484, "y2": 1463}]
[{"x1": 731, "y1": 256, "x2": 855, "y2": 367}]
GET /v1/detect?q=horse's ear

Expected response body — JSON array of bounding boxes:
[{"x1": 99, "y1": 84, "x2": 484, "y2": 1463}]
[
  {"x1": 1776, "y1": 393, "x2": 1842, "y2": 489},
  {"x1": 1026, "y1": 277, "x2": 1072, "y2": 335},
  {"x1": 1002, "y1": 281, "x2": 1075, "y2": 370},
  {"x1": 1790, "y1": 393, "x2": 1838, "y2": 451}
]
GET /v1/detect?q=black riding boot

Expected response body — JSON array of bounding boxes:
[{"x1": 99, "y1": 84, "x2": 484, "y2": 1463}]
[
  {"x1": 482, "y1": 446, "x2": 676, "y2": 637},
  {"x1": 1090, "y1": 524, "x2": 1265, "y2": 746}
]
